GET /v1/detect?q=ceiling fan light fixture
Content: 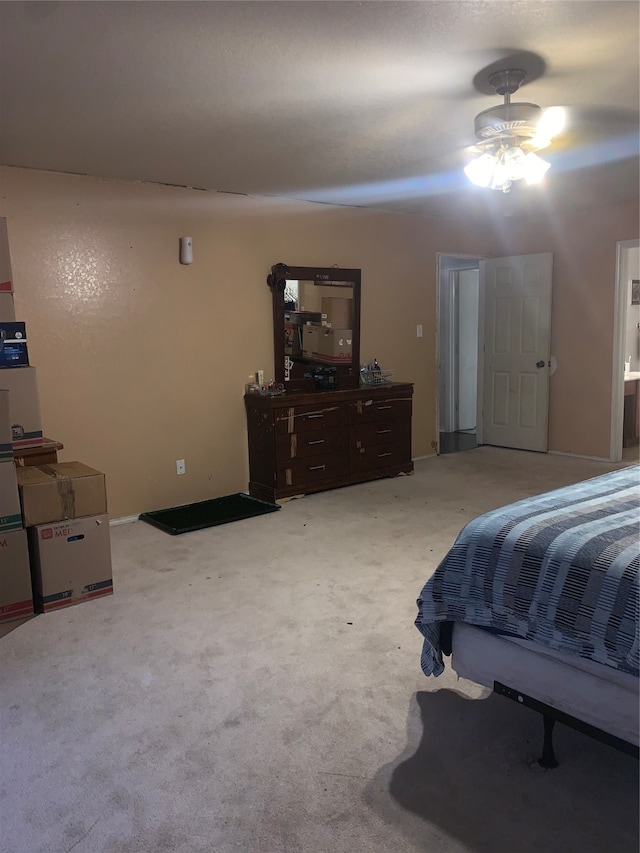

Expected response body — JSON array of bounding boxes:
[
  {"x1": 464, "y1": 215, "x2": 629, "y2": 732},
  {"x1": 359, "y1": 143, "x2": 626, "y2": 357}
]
[
  {"x1": 464, "y1": 69, "x2": 563, "y2": 192},
  {"x1": 463, "y1": 153, "x2": 495, "y2": 187},
  {"x1": 522, "y1": 151, "x2": 551, "y2": 184},
  {"x1": 503, "y1": 145, "x2": 526, "y2": 180},
  {"x1": 489, "y1": 160, "x2": 512, "y2": 192}
]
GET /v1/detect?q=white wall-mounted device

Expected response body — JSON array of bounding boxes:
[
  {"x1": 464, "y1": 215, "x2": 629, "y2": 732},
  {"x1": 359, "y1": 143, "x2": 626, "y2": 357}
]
[{"x1": 180, "y1": 236, "x2": 193, "y2": 265}]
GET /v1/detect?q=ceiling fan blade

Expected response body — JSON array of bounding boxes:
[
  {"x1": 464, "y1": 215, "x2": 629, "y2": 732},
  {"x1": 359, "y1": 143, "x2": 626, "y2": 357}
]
[
  {"x1": 556, "y1": 105, "x2": 639, "y2": 147},
  {"x1": 565, "y1": 104, "x2": 639, "y2": 128}
]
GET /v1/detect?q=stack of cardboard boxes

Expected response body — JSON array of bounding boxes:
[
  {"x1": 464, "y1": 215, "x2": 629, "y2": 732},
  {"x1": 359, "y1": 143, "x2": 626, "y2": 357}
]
[
  {"x1": 302, "y1": 295, "x2": 353, "y2": 364},
  {"x1": 0, "y1": 389, "x2": 34, "y2": 638},
  {"x1": 17, "y1": 463, "x2": 112, "y2": 614},
  {"x1": 0, "y1": 218, "x2": 113, "y2": 638}
]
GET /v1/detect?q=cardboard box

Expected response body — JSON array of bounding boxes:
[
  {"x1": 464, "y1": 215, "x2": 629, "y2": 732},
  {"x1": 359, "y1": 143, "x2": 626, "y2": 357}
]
[
  {"x1": 302, "y1": 323, "x2": 321, "y2": 358},
  {"x1": 17, "y1": 461, "x2": 107, "y2": 527},
  {"x1": 284, "y1": 322, "x2": 302, "y2": 357},
  {"x1": 28, "y1": 514, "x2": 113, "y2": 613},
  {"x1": 0, "y1": 218, "x2": 12, "y2": 293},
  {"x1": 0, "y1": 389, "x2": 12, "y2": 461},
  {"x1": 316, "y1": 328, "x2": 353, "y2": 363},
  {"x1": 0, "y1": 293, "x2": 15, "y2": 322},
  {"x1": 0, "y1": 366, "x2": 43, "y2": 448},
  {"x1": 0, "y1": 461, "x2": 22, "y2": 532},
  {"x1": 0, "y1": 321, "x2": 29, "y2": 367},
  {"x1": 321, "y1": 296, "x2": 352, "y2": 329},
  {"x1": 0, "y1": 528, "x2": 34, "y2": 626}
]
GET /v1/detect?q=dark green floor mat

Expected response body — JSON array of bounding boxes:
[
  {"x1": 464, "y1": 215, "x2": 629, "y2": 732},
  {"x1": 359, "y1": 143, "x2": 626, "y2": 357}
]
[{"x1": 139, "y1": 493, "x2": 280, "y2": 535}]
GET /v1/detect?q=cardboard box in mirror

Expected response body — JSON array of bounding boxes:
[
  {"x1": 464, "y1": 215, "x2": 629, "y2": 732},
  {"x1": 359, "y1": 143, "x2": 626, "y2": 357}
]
[{"x1": 321, "y1": 296, "x2": 352, "y2": 329}]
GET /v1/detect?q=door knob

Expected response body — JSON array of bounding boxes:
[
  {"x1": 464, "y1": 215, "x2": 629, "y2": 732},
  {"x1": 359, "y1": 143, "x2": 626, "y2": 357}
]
[{"x1": 536, "y1": 360, "x2": 546, "y2": 368}]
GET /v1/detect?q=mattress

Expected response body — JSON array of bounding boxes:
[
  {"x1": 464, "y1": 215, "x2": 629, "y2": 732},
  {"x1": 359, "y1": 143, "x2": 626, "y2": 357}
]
[
  {"x1": 451, "y1": 622, "x2": 640, "y2": 746},
  {"x1": 416, "y1": 465, "x2": 640, "y2": 678}
]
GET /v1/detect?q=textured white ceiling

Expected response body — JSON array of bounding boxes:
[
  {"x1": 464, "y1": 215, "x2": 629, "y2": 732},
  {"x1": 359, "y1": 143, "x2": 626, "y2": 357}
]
[{"x1": 0, "y1": 1, "x2": 638, "y2": 220}]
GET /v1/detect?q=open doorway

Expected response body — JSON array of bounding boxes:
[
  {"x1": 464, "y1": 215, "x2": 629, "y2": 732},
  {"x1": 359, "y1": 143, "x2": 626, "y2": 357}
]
[
  {"x1": 437, "y1": 255, "x2": 482, "y2": 454},
  {"x1": 611, "y1": 239, "x2": 640, "y2": 461}
]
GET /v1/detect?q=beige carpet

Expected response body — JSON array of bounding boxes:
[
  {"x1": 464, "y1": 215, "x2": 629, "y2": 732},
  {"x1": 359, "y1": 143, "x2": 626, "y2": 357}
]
[{"x1": 1, "y1": 446, "x2": 638, "y2": 853}]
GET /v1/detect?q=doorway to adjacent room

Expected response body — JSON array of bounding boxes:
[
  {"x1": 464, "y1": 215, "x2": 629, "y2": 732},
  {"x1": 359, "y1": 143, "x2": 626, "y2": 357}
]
[{"x1": 437, "y1": 255, "x2": 481, "y2": 455}]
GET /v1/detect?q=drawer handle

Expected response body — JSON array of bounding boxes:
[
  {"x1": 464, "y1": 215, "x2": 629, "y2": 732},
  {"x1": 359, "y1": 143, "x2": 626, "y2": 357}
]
[
  {"x1": 377, "y1": 452, "x2": 392, "y2": 458},
  {"x1": 377, "y1": 429, "x2": 392, "y2": 434},
  {"x1": 307, "y1": 414, "x2": 324, "y2": 420},
  {"x1": 309, "y1": 464, "x2": 326, "y2": 471},
  {"x1": 377, "y1": 405, "x2": 392, "y2": 411},
  {"x1": 308, "y1": 439, "x2": 325, "y2": 445}
]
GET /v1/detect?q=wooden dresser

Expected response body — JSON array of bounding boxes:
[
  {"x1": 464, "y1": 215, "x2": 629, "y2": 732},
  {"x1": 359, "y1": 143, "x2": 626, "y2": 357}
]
[
  {"x1": 623, "y1": 372, "x2": 640, "y2": 447},
  {"x1": 244, "y1": 382, "x2": 414, "y2": 502}
]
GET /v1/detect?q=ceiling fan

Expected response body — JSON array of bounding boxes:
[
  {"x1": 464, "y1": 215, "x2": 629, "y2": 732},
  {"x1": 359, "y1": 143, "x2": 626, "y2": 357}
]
[{"x1": 464, "y1": 68, "x2": 565, "y2": 192}]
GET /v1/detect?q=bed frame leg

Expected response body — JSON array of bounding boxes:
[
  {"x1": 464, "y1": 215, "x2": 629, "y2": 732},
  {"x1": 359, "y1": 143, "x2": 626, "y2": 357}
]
[{"x1": 539, "y1": 715, "x2": 559, "y2": 768}]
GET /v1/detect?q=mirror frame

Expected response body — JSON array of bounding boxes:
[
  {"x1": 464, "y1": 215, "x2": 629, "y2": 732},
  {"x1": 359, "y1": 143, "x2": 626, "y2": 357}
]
[{"x1": 267, "y1": 263, "x2": 361, "y2": 392}]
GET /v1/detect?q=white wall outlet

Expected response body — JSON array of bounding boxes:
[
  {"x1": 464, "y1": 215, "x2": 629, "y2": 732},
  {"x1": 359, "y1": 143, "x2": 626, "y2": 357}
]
[
  {"x1": 176, "y1": 459, "x2": 186, "y2": 475},
  {"x1": 417, "y1": 324, "x2": 423, "y2": 338}
]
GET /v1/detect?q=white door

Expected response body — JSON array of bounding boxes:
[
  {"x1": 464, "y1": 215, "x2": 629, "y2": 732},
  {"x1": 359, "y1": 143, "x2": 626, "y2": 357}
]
[{"x1": 480, "y1": 253, "x2": 552, "y2": 452}]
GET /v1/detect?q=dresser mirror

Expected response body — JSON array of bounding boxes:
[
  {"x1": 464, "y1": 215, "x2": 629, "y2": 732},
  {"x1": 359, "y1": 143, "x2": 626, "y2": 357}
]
[{"x1": 267, "y1": 263, "x2": 361, "y2": 392}]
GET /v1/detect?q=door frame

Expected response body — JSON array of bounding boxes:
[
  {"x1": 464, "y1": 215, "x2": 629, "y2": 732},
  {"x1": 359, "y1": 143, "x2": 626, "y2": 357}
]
[
  {"x1": 610, "y1": 238, "x2": 640, "y2": 462},
  {"x1": 476, "y1": 260, "x2": 486, "y2": 446},
  {"x1": 436, "y1": 253, "x2": 484, "y2": 453}
]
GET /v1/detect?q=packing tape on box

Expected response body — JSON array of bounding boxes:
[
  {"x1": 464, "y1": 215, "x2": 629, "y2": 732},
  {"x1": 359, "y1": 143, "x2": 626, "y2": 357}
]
[{"x1": 38, "y1": 465, "x2": 76, "y2": 519}]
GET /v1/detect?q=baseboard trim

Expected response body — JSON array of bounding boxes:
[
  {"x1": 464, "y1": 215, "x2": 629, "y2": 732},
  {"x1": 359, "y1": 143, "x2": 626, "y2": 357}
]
[
  {"x1": 109, "y1": 515, "x2": 139, "y2": 527},
  {"x1": 548, "y1": 450, "x2": 611, "y2": 462},
  {"x1": 412, "y1": 453, "x2": 437, "y2": 461}
]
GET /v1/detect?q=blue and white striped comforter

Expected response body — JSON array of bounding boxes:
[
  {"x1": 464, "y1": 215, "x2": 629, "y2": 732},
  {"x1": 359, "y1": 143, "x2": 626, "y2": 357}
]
[{"x1": 415, "y1": 466, "x2": 640, "y2": 678}]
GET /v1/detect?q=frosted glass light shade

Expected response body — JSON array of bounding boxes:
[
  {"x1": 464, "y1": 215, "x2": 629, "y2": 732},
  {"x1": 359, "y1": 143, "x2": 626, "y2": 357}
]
[
  {"x1": 522, "y1": 152, "x2": 551, "y2": 184},
  {"x1": 464, "y1": 153, "x2": 495, "y2": 187},
  {"x1": 465, "y1": 146, "x2": 551, "y2": 191},
  {"x1": 503, "y1": 146, "x2": 526, "y2": 180}
]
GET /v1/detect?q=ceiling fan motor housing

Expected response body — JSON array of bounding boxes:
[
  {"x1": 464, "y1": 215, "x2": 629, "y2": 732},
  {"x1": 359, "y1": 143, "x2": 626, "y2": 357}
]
[{"x1": 474, "y1": 102, "x2": 542, "y2": 143}]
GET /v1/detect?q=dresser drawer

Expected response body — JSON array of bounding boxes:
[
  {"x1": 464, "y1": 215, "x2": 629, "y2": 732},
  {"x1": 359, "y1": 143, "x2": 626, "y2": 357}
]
[
  {"x1": 276, "y1": 427, "x2": 347, "y2": 462},
  {"x1": 350, "y1": 418, "x2": 410, "y2": 451},
  {"x1": 348, "y1": 397, "x2": 412, "y2": 425},
  {"x1": 350, "y1": 438, "x2": 411, "y2": 474},
  {"x1": 275, "y1": 403, "x2": 345, "y2": 435},
  {"x1": 276, "y1": 452, "x2": 348, "y2": 488}
]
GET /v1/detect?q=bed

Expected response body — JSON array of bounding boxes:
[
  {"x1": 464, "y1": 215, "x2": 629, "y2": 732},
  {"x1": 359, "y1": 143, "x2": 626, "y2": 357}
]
[{"x1": 415, "y1": 465, "x2": 640, "y2": 765}]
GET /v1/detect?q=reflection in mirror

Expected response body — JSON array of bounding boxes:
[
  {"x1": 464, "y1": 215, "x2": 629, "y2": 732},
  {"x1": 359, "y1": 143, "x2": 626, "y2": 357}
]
[
  {"x1": 268, "y1": 265, "x2": 361, "y2": 392},
  {"x1": 284, "y1": 280, "x2": 354, "y2": 362}
]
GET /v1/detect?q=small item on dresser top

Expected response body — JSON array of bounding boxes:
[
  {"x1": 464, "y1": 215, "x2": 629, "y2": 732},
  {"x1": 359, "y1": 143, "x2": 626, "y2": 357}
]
[
  {"x1": 360, "y1": 359, "x2": 393, "y2": 386},
  {"x1": 304, "y1": 365, "x2": 338, "y2": 390},
  {"x1": 245, "y1": 380, "x2": 285, "y2": 396}
]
